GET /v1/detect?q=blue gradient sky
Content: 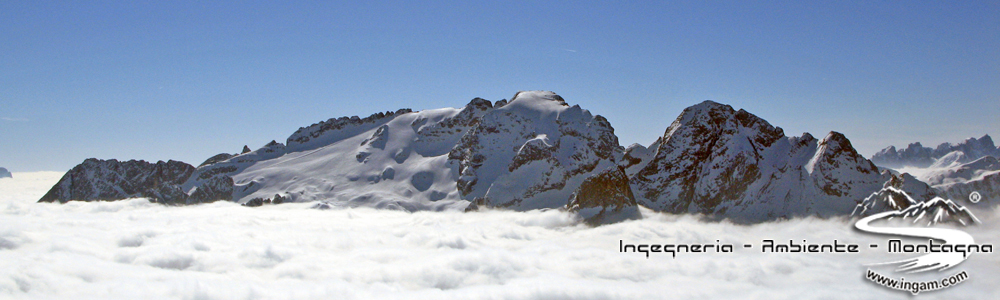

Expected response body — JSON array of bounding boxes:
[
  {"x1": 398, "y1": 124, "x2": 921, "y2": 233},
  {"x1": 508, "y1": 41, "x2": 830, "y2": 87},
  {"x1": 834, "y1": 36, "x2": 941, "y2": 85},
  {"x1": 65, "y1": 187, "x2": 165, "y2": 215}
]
[{"x1": 2, "y1": 1, "x2": 998, "y2": 171}]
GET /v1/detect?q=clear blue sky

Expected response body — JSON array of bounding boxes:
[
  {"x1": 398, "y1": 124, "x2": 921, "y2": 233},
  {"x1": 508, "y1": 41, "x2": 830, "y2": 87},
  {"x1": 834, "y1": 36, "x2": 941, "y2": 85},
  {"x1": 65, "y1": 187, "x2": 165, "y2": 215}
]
[{"x1": 2, "y1": 1, "x2": 998, "y2": 172}]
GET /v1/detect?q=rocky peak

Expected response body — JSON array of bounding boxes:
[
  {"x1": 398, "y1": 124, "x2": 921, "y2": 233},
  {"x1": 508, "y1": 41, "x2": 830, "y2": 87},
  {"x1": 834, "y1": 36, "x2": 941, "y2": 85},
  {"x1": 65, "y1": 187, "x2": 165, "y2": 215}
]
[
  {"x1": 493, "y1": 99, "x2": 508, "y2": 108},
  {"x1": 943, "y1": 134, "x2": 999, "y2": 159},
  {"x1": 621, "y1": 142, "x2": 652, "y2": 171},
  {"x1": 631, "y1": 101, "x2": 788, "y2": 214},
  {"x1": 199, "y1": 153, "x2": 234, "y2": 167},
  {"x1": 466, "y1": 97, "x2": 493, "y2": 110},
  {"x1": 789, "y1": 132, "x2": 817, "y2": 151},
  {"x1": 0, "y1": 167, "x2": 10, "y2": 178},
  {"x1": 39, "y1": 158, "x2": 196, "y2": 204},
  {"x1": 449, "y1": 91, "x2": 619, "y2": 210},
  {"x1": 805, "y1": 132, "x2": 880, "y2": 197},
  {"x1": 811, "y1": 132, "x2": 876, "y2": 171},
  {"x1": 630, "y1": 101, "x2": 888, "y2": 222}
]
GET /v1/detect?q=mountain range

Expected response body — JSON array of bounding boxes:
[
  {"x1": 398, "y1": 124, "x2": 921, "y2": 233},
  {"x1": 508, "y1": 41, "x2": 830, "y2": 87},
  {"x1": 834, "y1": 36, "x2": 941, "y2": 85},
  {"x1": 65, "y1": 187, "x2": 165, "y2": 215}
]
[
  {"x1": 871, "y1": 135, "x2": 1000, "y2": 169},
  {"x1": 37, "y1": 91, "x2": 993, "y2": 224},
  {"x1": 868, "y1": 136, "x2": 1000, "y2": 208}
]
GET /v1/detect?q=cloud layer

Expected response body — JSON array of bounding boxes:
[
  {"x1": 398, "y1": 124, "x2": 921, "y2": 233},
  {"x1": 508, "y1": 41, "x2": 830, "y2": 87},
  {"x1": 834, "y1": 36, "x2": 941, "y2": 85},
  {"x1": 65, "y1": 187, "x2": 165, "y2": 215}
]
[{"x1": 1, "y1": 172, "x2": 998, "y2": 299}]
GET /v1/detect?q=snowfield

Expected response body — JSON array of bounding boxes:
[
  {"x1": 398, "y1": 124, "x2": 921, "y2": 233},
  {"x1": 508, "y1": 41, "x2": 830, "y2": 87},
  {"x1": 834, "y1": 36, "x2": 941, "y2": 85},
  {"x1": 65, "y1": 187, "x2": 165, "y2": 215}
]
[{"x1": 1, "y1": 172, "x2": 998, "y2": 299}]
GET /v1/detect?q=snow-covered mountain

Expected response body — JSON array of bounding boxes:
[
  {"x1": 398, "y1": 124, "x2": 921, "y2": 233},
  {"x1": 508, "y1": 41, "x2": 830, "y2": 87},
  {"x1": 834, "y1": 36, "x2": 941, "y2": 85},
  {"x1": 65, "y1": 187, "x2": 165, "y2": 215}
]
[
  {"x1": 182, "y1": 100, "x2": 484, "y2": 211},
  {"x1": 869, "y1": 137, "x2": 1000, "y2": 208},
  {"x1": 627, "y1": 101, "x2": 888, "y2": 223},
  {"x1": 0, "y1": 167, "x2": 11, "y2": 178},
  {"x1": 41, "y1": 91, "x2": 951, "y2": 224},
  {"x1": 871, "y1": 135, "x2": 1000, "y2": 169},
  {"x1": 450, "y1": 91, "x2": 621, "y2": 211},
  {"x1": 44, "y1": 91, "x2": 628, "y2": 216}
]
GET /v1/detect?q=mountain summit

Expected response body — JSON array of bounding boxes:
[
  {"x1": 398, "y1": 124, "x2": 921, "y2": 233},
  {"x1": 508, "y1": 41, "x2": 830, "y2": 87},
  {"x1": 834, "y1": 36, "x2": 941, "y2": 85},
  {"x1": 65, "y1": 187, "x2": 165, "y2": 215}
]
[{"x1": 628, "y1": 101, "x2": 886, "y2": 222}]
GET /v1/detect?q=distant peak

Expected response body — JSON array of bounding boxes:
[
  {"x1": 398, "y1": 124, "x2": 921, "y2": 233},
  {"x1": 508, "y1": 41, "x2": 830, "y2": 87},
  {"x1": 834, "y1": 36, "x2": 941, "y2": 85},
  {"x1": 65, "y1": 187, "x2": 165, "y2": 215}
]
[
  {"x1": 509, "y1": 91, "x2": 568, "y2": 106},
  {"x1": 822, "y1": 131, "x2": 850, "y2": 144},
  {"x1": 493, "y1": 99, "x2": 508, "y2": 108},
  {"x1": 687, "y1": 100, "x2": 731, "y2": 112},
  {"x1": 817, "y1": 131, "x2": 864, "y2": 159},
  {"x1": 978, "y1": 134, "x2": 995, "y2": 148},
  {"x1": 466, "y1": 97, "x2": 493, "y2": 110}
]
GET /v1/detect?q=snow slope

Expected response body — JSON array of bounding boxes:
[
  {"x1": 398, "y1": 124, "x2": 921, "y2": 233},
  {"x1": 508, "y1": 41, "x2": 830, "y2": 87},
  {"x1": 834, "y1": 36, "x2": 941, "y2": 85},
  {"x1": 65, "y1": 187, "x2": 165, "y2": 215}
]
[{"x1": 185, "y1": 99, "x2": 495, "y2": 211}]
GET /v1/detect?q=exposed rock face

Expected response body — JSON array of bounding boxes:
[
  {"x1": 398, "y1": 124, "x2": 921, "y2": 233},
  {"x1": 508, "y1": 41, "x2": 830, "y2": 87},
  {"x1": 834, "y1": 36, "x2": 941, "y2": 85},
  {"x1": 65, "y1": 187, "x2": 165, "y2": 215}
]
[
  {"x1": 38, "y1": 159, "x2": 195, "y2": 204},
  {"x1": 242, "y1": 194, "x2": 288, "y2": 207},
  {"x1": 199, "y1": 153, "x2": 234, "y2": 167},
  {"x1": 186, "y1": 176, "x2": 234, "y2": 204},
  {"x1": 567, "y1": 166, "x2": 640, "y2": 224},
  {"x1": 448, "y1": 91, "x2": 620, "y2": 210},
  {"x1": 411, "y1": 98, "x2": 492, "y2": 156},
  {"x1": 808, "y1": 132, "x2": 883, "y2": 197},
  {"x1": 286, "y1": 108, "x2": 413, "y2": 153},
  {"x1": 631, "y1": 101, "x2": 784, "y2": 214},
  {"x1": 0, "y1": 167, "x2": 10, "y2": 178},
  {"x1": 628, "y1": 101, "x2": 885, "y2": 222},
  {"x1": 871, "y1": 135, "x2": 1000, "y2": 168}
]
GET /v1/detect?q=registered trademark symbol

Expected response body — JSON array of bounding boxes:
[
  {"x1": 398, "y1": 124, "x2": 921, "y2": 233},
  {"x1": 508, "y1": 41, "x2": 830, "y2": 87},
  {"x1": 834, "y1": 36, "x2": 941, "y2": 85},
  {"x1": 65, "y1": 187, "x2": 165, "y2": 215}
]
[{"x1": 969, "y1": 191, "x2": 982, "y2": 203}]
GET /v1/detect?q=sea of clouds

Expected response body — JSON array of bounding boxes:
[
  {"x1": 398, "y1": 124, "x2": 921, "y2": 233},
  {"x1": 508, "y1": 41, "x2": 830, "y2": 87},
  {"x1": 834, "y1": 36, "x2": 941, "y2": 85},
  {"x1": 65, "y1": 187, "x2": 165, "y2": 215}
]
[{"x1": 1, "y1": 172, "x2": 998, "y2": 299}]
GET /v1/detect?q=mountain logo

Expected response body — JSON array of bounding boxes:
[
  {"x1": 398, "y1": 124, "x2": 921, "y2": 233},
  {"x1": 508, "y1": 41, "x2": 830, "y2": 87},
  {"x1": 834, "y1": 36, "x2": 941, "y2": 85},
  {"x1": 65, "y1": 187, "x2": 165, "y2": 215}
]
[{"x1": 854, "y1": 196, "x2": 991, "y2": 294}]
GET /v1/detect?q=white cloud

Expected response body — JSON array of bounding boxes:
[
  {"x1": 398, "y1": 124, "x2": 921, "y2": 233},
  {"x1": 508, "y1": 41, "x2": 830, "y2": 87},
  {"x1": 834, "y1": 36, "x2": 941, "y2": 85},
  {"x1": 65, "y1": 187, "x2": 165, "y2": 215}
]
[{"x1": 1, "y1": 172, "x2": 998, "y2": 299}]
